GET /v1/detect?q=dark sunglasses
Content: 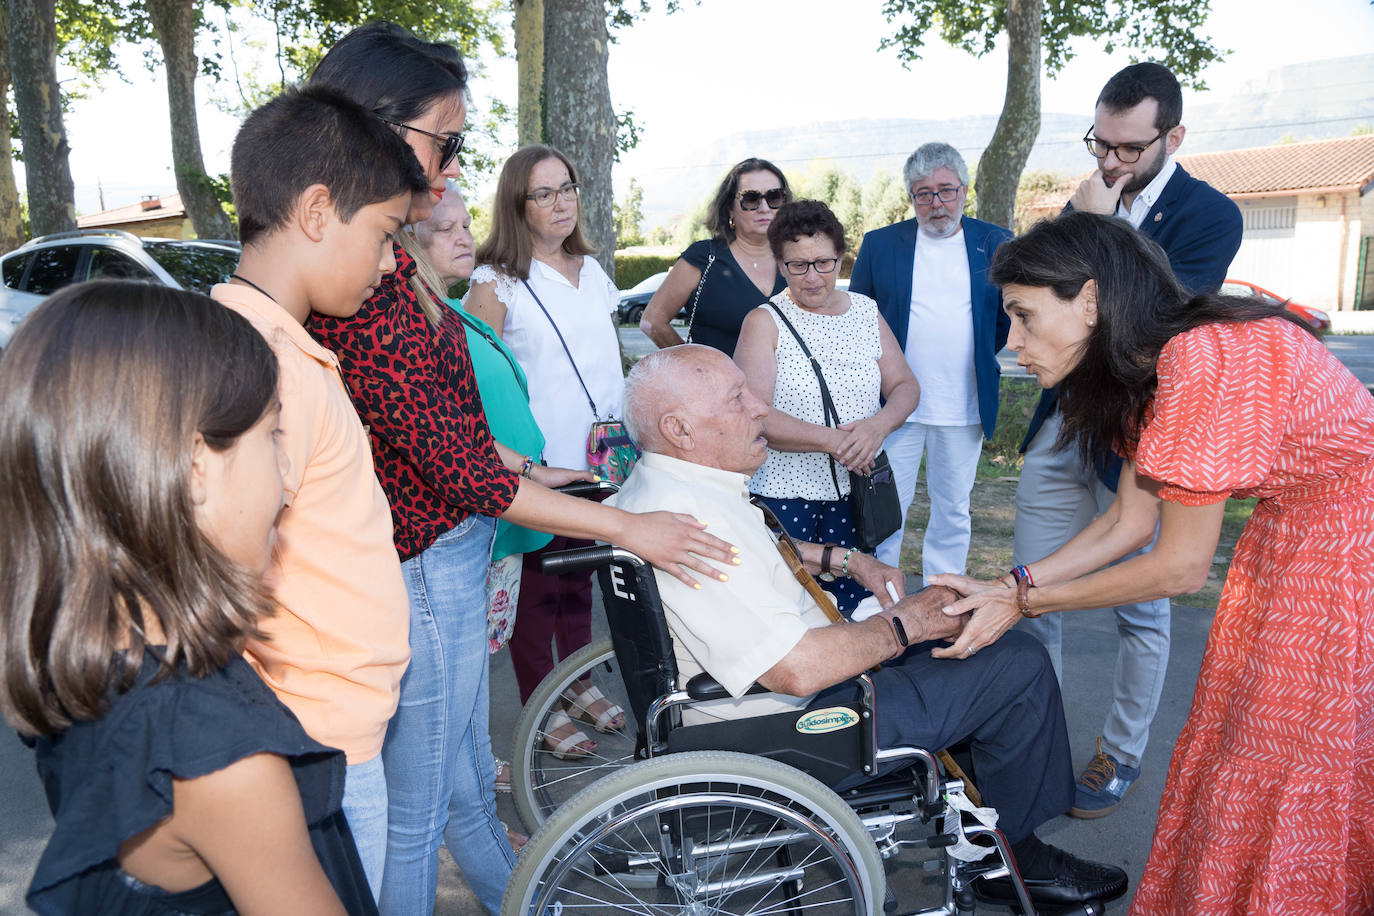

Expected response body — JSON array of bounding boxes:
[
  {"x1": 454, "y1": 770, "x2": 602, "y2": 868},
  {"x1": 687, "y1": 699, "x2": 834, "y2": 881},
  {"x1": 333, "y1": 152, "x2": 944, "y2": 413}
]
[
  {"x1": 737, "y1": 188, "x2": 788, "y2": 211},
  {"x1": 381, "y1": 118, "x2": 464, "y2": 171}
]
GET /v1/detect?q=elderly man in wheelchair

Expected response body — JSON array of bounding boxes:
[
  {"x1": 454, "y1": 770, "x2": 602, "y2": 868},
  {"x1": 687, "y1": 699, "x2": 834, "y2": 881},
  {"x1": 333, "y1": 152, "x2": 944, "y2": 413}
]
[{"x1": 503, "y1": 345, "x2": 1127, "y2": 915}]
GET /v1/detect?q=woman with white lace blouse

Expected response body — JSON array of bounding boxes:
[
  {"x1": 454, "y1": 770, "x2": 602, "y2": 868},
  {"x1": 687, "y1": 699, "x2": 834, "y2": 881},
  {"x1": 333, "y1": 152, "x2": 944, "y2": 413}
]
[{"x1": 467, "y1": 145, "x2": 627, "y2": 759}]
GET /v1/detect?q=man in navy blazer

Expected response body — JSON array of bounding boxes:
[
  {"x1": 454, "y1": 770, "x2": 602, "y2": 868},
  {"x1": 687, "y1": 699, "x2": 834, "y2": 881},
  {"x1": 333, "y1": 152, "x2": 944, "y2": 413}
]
[
  {"x1": 1013, "y1": 62, "x2": 1243, "y2": 822},
  {"x1": 849, "y1": 142, "x2": 1011, "y2": 584}
]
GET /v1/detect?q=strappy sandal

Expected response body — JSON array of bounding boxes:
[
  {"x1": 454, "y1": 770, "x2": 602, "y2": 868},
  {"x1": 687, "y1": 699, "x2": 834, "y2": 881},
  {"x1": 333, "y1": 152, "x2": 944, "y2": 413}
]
[
  {"x1": 561, "y1": 682, "x2": 626, "y2": 733},
  {"x1": 542, "y1": 708, "x2": 597, "y2": 760},
  {"x1": 502, "y1": 820, "x2": 529, "y2": 854}
]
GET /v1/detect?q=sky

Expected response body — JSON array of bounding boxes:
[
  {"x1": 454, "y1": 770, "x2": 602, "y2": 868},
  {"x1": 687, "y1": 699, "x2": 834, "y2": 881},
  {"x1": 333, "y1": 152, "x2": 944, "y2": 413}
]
[{"x1": 51, "y1": 0, "x2": 1374, "y2": 223}]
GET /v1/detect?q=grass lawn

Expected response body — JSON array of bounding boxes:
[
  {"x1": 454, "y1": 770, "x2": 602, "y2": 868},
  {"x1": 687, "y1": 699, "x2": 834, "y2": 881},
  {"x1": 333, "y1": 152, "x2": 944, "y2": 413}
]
[{"x1": 894, "y1": 376, "x2": 1253, "y2": 609}]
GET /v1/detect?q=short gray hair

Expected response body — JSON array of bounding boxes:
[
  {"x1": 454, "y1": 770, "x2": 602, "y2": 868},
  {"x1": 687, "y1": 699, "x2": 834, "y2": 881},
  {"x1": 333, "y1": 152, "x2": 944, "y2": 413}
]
[
  {"x1": 623, "y1": 345, "x2": 717, "y2": 452},
  {"x1": 623, "y1": 349, "x2": 679, "y2": 452},
  {"x1": 903, "y1": 142, "x2": 969, "y2": 189}
]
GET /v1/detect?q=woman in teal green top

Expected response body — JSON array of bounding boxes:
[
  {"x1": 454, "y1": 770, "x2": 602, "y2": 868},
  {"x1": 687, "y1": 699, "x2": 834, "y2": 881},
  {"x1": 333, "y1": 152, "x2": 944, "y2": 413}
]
[{"x1": 411, "y1": 185, "x2": 559, "y2": 652}]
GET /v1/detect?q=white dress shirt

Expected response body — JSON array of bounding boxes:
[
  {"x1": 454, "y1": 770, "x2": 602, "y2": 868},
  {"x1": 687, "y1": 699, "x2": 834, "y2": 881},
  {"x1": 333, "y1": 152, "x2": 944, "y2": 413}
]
[
  {"x1": 1115, "y1": 157, "x2": 1177, "y2": 230},
  {"x1": 471, "y1": 257, "x2": 622, "y2": 470}
]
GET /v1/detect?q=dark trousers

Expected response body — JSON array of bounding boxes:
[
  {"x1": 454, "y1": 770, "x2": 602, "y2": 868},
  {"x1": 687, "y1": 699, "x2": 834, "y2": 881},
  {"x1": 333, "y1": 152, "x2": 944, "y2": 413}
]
[
  {"x1": 755, "y1": 494, "x2": 872, "y2": 614},
  {"x1": 510, "y1": 536, "x2": 595, "y2": 703},
  {"x1": 865, "y1": 629, "x2": 1073, "y2": 843}
]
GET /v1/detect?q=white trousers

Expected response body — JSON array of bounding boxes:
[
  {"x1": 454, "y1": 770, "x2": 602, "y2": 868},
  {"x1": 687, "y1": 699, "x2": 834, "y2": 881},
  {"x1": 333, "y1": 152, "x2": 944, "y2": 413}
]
[
  {"x1": 1011, "y1": 410, "x2": 1169, "y2": 769},
  {"x1": 875, "y1": 421, "x2": 984, "y2": 584}
]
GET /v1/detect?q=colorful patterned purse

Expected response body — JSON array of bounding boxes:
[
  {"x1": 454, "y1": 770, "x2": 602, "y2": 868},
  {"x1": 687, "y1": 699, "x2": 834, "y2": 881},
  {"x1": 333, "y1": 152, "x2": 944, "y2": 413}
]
[
  {"x1": 586, "y1": 419, "x2": 640, "y2": 485},
  {"x1": 523, "y1": 279, "x2": 640, "y2": 484}
]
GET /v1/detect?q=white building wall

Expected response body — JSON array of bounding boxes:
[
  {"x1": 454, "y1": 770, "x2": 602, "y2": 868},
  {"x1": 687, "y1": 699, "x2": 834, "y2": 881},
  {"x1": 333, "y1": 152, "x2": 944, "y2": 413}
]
[{"x1": 1228, "y1": 192, "x2": 1365, "y2": 310}]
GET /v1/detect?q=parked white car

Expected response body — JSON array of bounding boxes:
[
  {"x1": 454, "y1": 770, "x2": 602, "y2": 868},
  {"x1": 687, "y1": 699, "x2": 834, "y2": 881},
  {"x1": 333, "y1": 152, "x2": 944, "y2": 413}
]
[{"x1": 0, "y1": 229, "x2": 241, "y2": 347}]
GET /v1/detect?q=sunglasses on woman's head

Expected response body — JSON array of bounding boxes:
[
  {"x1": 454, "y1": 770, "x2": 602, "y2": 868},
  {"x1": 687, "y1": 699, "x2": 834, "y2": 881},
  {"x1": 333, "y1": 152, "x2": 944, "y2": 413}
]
[{"x1": 737, "y1": 188, "x2": 787, "y2": 211}]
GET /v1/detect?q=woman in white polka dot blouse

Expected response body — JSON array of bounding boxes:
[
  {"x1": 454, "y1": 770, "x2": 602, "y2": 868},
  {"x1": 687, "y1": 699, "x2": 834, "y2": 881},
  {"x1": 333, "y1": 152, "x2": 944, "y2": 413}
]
[{"x1": 734, "y1": 200, "x2": 920, "y2": 613}]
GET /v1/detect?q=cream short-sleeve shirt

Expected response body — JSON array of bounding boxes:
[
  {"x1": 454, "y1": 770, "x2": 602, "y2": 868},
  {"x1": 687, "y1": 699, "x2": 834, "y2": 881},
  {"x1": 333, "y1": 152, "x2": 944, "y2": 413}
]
[{"x1": 609, "y1": 452, "x2": 836, "y2": 721}]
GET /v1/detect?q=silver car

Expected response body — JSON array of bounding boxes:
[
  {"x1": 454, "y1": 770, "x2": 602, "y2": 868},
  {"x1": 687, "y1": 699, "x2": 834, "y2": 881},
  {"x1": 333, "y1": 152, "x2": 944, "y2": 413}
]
[{"x1": 0, "y1": 229, "x2": 241, "y2": 347}]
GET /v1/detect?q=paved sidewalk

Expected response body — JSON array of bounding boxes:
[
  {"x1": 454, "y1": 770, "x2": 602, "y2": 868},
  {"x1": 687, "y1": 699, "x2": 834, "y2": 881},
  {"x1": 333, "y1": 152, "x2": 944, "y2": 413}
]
[
  {"x1": 466, "y1": 577, "x2": 1213, "y2": 914},
  {"x1": 0, "y1": 581, "x2": 1212, "y2": 914}
]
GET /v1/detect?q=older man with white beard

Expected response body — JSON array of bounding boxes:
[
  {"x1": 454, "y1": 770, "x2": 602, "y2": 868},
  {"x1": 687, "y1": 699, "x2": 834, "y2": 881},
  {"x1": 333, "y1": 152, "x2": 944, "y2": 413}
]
[{"x1": 848, "y1": 143, "x2": 1011, "y2": 584}]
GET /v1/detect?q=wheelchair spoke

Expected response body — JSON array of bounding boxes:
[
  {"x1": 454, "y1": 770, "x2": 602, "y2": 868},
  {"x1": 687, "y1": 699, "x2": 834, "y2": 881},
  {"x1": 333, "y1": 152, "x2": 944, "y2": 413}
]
[
  {"x1": 707, "y1": 810, "x2": 788, "y2": 910},
  {"x1": 745, "y1": 888, "x2": 859, "y2": 916},
  {"x1": 510, "y1": 753, "x2": 880, "y2": 916}
]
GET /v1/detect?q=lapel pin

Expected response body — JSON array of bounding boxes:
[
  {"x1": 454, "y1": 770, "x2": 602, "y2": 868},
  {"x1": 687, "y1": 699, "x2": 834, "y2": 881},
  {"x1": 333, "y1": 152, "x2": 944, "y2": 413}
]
[{"x1": 1154, "y1": 212, "x2": 1163, "y2": 222}]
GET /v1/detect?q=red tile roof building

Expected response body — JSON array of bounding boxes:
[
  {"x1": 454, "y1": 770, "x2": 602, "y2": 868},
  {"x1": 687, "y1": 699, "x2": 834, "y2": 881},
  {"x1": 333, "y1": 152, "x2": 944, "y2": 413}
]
[{"x1": 1021, "y1": 136, "x2": 1374, "y2": 311}]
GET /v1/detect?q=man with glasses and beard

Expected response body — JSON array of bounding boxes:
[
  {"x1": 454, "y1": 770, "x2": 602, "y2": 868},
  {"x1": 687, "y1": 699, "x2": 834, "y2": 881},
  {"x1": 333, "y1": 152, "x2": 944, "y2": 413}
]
[
  {"x1": 849, "y1": 142, "x2": 1012, "y2": 588},
  {"x1": 1013, "y1": 61, "x2": 1242, "y2": 821}
]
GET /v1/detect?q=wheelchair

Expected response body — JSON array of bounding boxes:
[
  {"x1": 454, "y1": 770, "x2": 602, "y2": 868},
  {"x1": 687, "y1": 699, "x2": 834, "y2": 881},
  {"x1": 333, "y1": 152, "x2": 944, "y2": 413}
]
[{"x1": 503, "y1": 542, "x2": 1115, "y2": 915}]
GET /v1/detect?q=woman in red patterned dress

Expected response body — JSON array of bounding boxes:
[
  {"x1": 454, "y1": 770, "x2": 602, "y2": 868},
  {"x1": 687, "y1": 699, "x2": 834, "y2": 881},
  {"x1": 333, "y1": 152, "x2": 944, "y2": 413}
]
[{"x1": 932, "y1": 211, "x2": 1374, "y2": 914}]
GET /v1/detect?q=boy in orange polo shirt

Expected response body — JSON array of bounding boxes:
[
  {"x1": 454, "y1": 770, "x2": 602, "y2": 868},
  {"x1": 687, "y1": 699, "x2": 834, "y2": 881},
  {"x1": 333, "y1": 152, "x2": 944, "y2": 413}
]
[{"x1": 211, "y1": 85, "x2": 428, "y2": 900}]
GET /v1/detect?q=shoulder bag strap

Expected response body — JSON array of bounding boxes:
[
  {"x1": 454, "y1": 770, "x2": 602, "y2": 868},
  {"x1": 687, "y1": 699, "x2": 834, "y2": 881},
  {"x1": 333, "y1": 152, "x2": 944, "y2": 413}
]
[
  {"x1": 684, "y1": 245, "x2": 716, "y2": 345},
  {"x1": 453, "y1": 307, "x2": 529, "y2": 400},
  {"x1": 768, "y1": 302, "x2": 844, "y2": 500},
  {"x1": 522, "y1": 278, "x2": 599, "y2": 419}
]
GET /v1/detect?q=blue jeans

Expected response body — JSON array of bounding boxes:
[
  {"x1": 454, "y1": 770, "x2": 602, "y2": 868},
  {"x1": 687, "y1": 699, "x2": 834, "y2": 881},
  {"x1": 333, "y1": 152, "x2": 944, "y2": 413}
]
[
  {"x1": 378, "y1": 514, "x2": 514, "y2": 915},
  {"x1": 342, "y1": 755, "x2": 388, "y2": 903}
]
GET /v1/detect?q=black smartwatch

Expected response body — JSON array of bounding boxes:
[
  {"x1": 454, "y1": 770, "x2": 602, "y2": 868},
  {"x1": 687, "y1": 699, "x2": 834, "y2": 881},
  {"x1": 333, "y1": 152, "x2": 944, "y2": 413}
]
[{"x1": 890, "y1": 615, "x2": 909, "y2": 648}]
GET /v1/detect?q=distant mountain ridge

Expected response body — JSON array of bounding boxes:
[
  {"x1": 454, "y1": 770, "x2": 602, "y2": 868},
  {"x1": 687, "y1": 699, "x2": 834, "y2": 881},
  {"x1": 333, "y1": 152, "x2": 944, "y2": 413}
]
[{"x1": 630, "y1": 53, "x2": 1374, "y2": 228}]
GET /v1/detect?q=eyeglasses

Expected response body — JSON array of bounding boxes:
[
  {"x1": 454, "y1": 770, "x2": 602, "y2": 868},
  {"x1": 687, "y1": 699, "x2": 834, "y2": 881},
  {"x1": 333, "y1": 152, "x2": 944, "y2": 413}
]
[
  {"x1": 526, "y1": 182, "x2": 580, "y2": 208},
  {"x1": 737, "y1": 188, "x2": 787, "y2": 211},
  {"x1": 1082, "y1": 127, "x2": 1168, "y2": 164},
  {"x1": 910, "y1": 185, "x2": 963, "y2": 205},
  {"x1": 380, "y1": 118, "x2": 464, "y2": 171},
  {"x1": 781, "y1": 257, "x2": 839, "y2": 277}
]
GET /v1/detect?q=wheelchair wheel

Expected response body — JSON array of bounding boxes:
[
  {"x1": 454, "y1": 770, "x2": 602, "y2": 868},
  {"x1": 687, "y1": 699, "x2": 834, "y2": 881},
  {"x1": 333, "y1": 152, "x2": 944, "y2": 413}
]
[
  {"x1": 510, "y1": 637, "x2": 636, "y2": 834},
  {"x1": 502, "y1": 750, "x2": 886, "y2": 916}
]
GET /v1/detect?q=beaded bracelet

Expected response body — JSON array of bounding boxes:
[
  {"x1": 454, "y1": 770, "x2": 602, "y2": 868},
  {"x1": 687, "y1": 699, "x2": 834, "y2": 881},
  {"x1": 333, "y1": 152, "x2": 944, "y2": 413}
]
[
  {"x1": 519, "y1": 455, "x2": 536, "y2": 479},
  {"x1": 840, "y1": 547, "x2": 857, "y2": 578}
]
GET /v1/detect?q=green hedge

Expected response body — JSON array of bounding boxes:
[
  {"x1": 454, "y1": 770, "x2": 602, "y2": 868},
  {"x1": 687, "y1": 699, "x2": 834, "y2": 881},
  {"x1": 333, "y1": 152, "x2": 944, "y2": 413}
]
[{"x1": 613, "y1": 254, "x2": 676, "y2": 290}]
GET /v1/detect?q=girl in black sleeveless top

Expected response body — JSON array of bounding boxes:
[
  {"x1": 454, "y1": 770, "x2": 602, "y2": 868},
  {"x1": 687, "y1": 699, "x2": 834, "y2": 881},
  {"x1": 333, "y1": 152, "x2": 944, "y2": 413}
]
[{"x1": 0, "y1": 283, "x2": 375, "y2": 915}]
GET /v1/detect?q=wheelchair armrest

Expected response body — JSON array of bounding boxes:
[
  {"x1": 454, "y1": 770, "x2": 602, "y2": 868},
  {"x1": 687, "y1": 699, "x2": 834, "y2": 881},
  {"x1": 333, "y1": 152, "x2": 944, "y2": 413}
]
[
  {"x1": 684, "y1": 673, "x2": 772, "y2": 701},
  {"x1": 541, "y1": 545, "x2": 619, "y2": 574},
  {"x1": 553, "y1": 479, "x2": 620, "y2": 498}
]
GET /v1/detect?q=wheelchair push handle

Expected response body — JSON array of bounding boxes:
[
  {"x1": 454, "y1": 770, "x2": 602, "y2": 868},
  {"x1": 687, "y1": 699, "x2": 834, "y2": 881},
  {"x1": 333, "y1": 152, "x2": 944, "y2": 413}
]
[
  {"x1": 541, "y1": 544, "x2": 622, "y2": 575},
  {"x1": 553, "y1": 479, "x2": 621, "y2": 499}
]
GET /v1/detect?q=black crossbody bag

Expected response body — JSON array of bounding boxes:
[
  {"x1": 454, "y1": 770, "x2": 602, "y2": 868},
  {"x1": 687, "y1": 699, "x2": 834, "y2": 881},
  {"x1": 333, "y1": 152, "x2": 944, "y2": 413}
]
[{"x1": 768, "y1": 302, "x2": 901, "y2": 551}]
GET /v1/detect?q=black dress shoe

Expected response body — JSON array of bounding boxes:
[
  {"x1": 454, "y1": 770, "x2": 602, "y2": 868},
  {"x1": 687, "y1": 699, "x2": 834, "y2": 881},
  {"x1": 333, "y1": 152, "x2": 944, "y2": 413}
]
[{"x1": 976, "y1": 844, "x2": 1128, "y2": 909}]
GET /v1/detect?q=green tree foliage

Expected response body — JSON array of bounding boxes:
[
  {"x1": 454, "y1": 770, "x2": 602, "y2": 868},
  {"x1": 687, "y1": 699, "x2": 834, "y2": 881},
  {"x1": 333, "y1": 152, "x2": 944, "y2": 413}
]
[
  {"x1": 879, "y1": 0, "x2": 1227, "y2": 229},
  {"x1": 613, "y1": 177, "x2": 646, "y2": 247},
  {"x1": 862, "y1": 168, "x2": 915, "y2": 232},
  {"x1": 212, "y1": 2, "x2": 509, "y2": 185},
  {"x1": 263, "y1": 0, "x2": 507, "y2": 88},
  {"x1": 1013, "y1": 169, "x2": 1069, "y2": 233},
  {"x1": 613, "y1": 253, "x2": 675, "y2": 289}
]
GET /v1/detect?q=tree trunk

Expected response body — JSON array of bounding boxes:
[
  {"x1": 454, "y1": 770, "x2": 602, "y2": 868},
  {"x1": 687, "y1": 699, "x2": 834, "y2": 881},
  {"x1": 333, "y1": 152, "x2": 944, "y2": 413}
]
[
  {"x1": 975, "y1": 0, "x2": 1042, "y2": 231},
  {"x1": 145, "y1": 0, "x2": 233, "y2": 239},
  {"x1": 0, "y1": 4, "x2": 27, "y2": 248},
  {"x1": 514, "y1": 0, "x2": 544, "y2": 147},
  {"x1": 8, "y1": 0, "x2": 74, "y2": 236},
  {"x1": 542, "y1": 0, "x2": 616, "y2": 277}
]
